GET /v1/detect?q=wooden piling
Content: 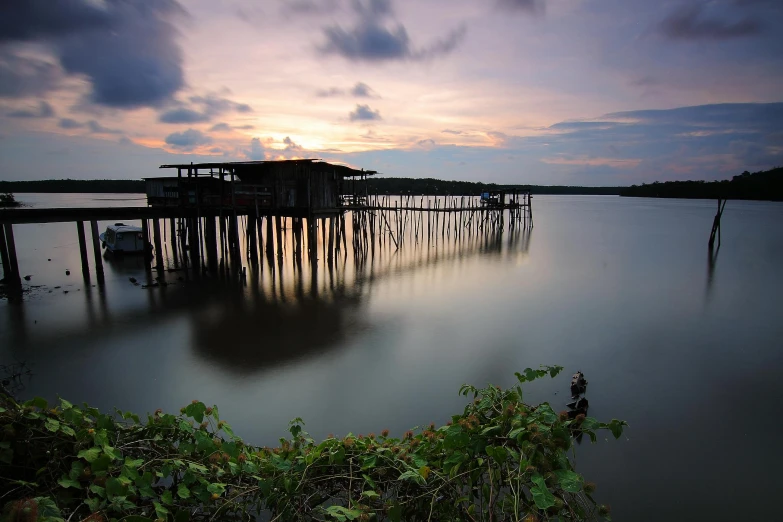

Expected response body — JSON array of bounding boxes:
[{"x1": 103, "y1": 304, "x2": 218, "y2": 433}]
[
  {"x1": 141, "y1": 219, "x2": 151, "y2": 273},
  {"x1": 76, "y1": 221, "x2": 90, "y2": 279},
  {"x1": 153, "y1": 218, "x2": 164, "y2": 270},
  {"x1": 0, "y1": 223, "x2": 19, "y2": 283},
  {"x1": 169, "y1": 218, "x2": 179, "y2": 267},
  {"x1": 89, "y1": 220, "x2": 104, "y2": 280}
]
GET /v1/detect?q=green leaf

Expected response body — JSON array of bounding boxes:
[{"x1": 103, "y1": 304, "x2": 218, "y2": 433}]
[
  {"x1": 207, "y1": 483, "x2": 226, "y2": 495},
  {"x1": 531, "y1": 475, "x2": 556, "y2": 510},
  {"x1": 124, "y1": 457, "x2": 144, "y2": 469},
  {"x1": 188, "y1": 462, "x2": 208, "y2": 473},
  {"x1": 91, "y1": 455, "x2": 112, "y2": 473},
  {"x1": 34, "y1": 496, "x2": 61, "y2": 518},
  {"x1": 24, "y1": 397, "x2": 48, "y2": 410},
  {"x1": 554, "y1": 469, "x2": 583, "y2": 493},
  {"x1": 121, "y1": 517, "x2": 156, "y2": 522},
  {"x1": 106, "y1": 478, "x2": 127, "y2": 498},
  {"x1": 177, "y1": 484, "x2": 191, "y2": 499},
  {"x1": 103, "y1": 445, "x2": 122, "y2": 461},
  {"x1": 59, "y1": 398, "x2": 74, "y2": 410},
  {"x1": 361, "y1": 490, "x2": 379, "y2": 499},
  {"x1": 606, "y1": 419, "x2": 627, "y2": 439},
  {"x1": 57, "y1": 476, "x2": 82, "y2": 489},
  {"x1": 154, "y1": 501, "x2": 170, "y2": 519},
  {"x1": 536, "y1": 404, "x2": 558, "y2": 424},
  {"x1": 45, "y1": 418, "x2": 61, "y2": 432},
  {"x1": 59, "y1": 425, "x2": 76, "y2": 437},
  {"x1": 398, "y1": 470, "x2": 425, "y2": 485},
  {"x1": 85, "y1": 497, "x2": 103, "y2": 513},
  {"x1": 581, "y1": 417, "x2": 600, "y2": 430},
  {"x1": 360, "y1": 454, "x2": 377, "y2": 470},
  {"x1": 184, "y1": 402, "x2": 207, "y2": 423},
  {"x1": 89, "y1": 485, "x2": 106, "y2": 497},
  {"x1": 77, "y1": 447, "x2": 102, "y2": 463},
  {"x1": 161, "y1": 490, "x2": 174, "y2": 505},
  {"x1": 325, "y1": 505, "x2": 361, "y2": 521},
  {"x1": 388, "y1": 502, "x2": 402, "y2": 522}
]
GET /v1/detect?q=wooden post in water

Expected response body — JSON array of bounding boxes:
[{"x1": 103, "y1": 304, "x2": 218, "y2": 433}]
[
  {"x1": 708, "y1": 198, "x2": 727, "y2": 249},
  {"x1": 89, "y1": 220, "x2": 104, "y2": 281},
  {"x1": 76, "y1": 221, "x2": 90, "y2": 280},
  {"x1": 0, "y1": 224, "x2": 19, "y2": 283},
  {"x1": 169, "y1": 218, "x2": 179, "y2": 268},
  {"x1": 153, "y1": 218, "x2": 164, "y2": 270},
  {"x1": 140, "y1": 219, "x2": 151, "y2": 273}
]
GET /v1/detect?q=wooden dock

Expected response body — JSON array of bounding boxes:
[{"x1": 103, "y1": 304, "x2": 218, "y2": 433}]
[{"x1": 1, "y1": 193, "x2": 532, "y2": 287}]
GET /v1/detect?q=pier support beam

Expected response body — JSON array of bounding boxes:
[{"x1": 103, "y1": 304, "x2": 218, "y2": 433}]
[
  {"x1": 89, "y1": 220, "x2": 104, "y2": 281},
  {"x1": 0, "y1": 223, "x2": 19, "y2": 283},
  {"x1": 76, "y1": 221, "x2": 90, "y2": 280},
  {"x1": 153, "y1": 218, "x2": 164, "y2": 270},
  {"x1": 141, "y1": 219, "x2": 151, "y2": 273}
]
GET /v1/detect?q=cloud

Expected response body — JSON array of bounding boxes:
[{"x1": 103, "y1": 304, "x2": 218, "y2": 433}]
[
  {"x1": 442, "y1": 129, "x2": 464, "y2": 135},
  {"x1": 165, "y1": 128, "x2": 213, "y2": 150},
  {"x1": 321, "y1": 0, "x2": 465, "y2": 61},
  {"x1": 283, "y1": 136, "x2": 303, "y2": 152},
  {"x1": 417, "y1": 138, "x2": 436, "y2": 149},
  {"x1": 281, "y1": 0, "x2": 340, "y2": 15},
  {"x1": 7, "y1": 100, "x2": 54, "y2": 118},
  {"x1": 351, "y1": 82, "x2": 378, "y2": 98},
  {"x1": 316, "y1": 87, "x2": 345, "y2": 97},
  {"x1": 0, "y1": 0, "x2": 187, "y2": 108},
  {"x1": 234, "y1": 124, "x2": 255, "y2": 130},
  {"x1": 87, "y1": 120, "x2": 122, "y2": 134},
  {"x1": 189, "y1": 93, "x2": 253, "y2": 114},
  {"x1": 349, "y1": 104, "x2": 382, "y2": 122},
  {"x1": 658, "y1": 4, "x2": 761, "y2": 40},
  {"x1": 209, "y1": 122, "x2": 232, "y2": 132},
  {"x1": 496, "y1": 0, "x2": 544, "y2": 15},
  {"x1": 59, "y1": 118, "x2": 83, "y2": 129},
  {"x1": 245, "y1": 137, "x2": 265, "y2": 160},
  {"x1": 0, "y1": 49, "x2": 62, "y2": 98},
  {"x1": 159, "y1": 108, "x2": 211, "y2": 124}
]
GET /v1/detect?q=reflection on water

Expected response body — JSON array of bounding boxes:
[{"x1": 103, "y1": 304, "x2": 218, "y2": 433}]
[{"x1": 2, "y1": 194, "x2": 783, "y2": 522}]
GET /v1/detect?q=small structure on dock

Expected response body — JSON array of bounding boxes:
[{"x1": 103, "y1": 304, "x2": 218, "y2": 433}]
[{"x1": 148, "y1": 159, "x2": 376, "y2": 216}]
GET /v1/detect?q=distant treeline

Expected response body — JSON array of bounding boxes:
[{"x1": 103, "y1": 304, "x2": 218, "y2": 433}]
[
  {"x1": 0, "y1": 179, "x2": 145, "y2": 193},
  {"x1": 0, "y1": 177, "x2": 622, "y2": 196},
  {"x1": 355, "y1": 177, "x2": 622, "y2": 196},
  {"x1": 619, "y1": 167, "x2": 783, "y2": 201}
]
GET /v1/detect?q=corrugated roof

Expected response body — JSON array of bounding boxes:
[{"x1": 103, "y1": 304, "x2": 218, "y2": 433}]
[{"x1": 158, "y1": 159, "x2": 377, "y2": 177}]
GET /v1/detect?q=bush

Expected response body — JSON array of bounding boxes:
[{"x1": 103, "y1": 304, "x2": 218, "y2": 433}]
[{"x1": 0, "y1": 366, "x2": 624, "y2": 521}]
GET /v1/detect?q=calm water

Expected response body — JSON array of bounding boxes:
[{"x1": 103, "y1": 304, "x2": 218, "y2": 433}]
[{"x1": 2, "y1": 193, "x2": 783, "y2": 521}]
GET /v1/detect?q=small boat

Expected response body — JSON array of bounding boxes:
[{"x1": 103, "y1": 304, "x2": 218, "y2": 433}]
[{"x1": 99, "y1": 223, "x2": 148, "y2": 254}]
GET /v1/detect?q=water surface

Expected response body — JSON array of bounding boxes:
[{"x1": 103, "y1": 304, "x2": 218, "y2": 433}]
[{"x1": 2, "y1": 193, "x2": 782, "y2": 521}]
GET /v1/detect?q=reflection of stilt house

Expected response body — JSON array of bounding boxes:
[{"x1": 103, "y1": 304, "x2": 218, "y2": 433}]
[{"x1": 145, "y1": 159, "x2": 376, "y2": 216}]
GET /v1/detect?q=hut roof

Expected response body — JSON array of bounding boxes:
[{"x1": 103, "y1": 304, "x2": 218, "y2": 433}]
[{"x1": 159, "y1": 159, "x2": 376, "y2": 177}]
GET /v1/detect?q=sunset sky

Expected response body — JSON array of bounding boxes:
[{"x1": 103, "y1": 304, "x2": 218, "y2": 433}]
[{"x1": 0, "y1": 0, "x2": 781, "y2": 185}]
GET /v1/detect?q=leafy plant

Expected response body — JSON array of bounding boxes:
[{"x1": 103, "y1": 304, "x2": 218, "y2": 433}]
[{"x1": 0, "y1": 365, "x2": 625, "y2": 521}]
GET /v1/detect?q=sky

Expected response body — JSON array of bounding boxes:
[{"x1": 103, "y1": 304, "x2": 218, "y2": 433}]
[{"x1": 0, "y1": 0, "x2": 782, "y2": 186}]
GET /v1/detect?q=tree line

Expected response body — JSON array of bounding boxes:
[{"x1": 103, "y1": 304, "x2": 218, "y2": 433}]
[{"x1": 619, "y1": 167, "x2": 783, "y2": 201}]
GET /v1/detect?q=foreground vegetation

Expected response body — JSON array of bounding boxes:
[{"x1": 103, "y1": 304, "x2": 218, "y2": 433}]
[
  {"x1": 0, "y1": 366, "x2": 625, "y2": 521},
  {"x1": 619, "y1": 167, "x2": 783, "y2": 201}
]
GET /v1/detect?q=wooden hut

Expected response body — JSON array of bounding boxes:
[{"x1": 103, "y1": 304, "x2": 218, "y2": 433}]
[{"x1": 150, "y1": 159, "x2": 375, "y2": 216}]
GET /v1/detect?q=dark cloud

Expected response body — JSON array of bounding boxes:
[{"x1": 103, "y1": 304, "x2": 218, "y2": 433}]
[
  {"x1": 283, "y1": 136, "x2": 303, "y2": 152},
  {"x1": 658, "y1": 4, "x2": 761, "y2": 40},
  {"x1": 7, "y1": 100, "x2": 54, "y2": 118},
  {"x1": 351, "y1": 82, "x2": 377, "y2": 97},
  {"x1": 442, "y1": 129, "x2": 464, "y2": 135},
  {"x1": 417, "y1": 138, "x2": 436, "y2": 148},
  {"x1": 321, "y1": 0, "x2": 465, "y2": 61},
  {"x1": 349, "y1": 104, "x2": 382, "y2": 121},
  {"x1": 281, "y1": 0, "x2": 339, "y2": 15},
  {"x1": 246, "y1": 137, "x2": 265, "y2": 160},
  {"x1": 234, "y1": 124, "x2": 255, "y2": 130},
  {"x1": 59, "y1": 118, "x2": 83, "y2": 129},
  {"x1": 87, "y1": 120, "x2": 122, "y2": 134},
  {"x1": 496, "y1": 0, "x2": 544, "y2": 15},
  {"x1": 160, "y1": 108, "x2": 211, "y2": 124},
  {"x1": 316, "y1": 87, "x2": 345, "y2": 97},
  {"x1": 0, "y1": 49, "x2": 62, "y2": 98},
  {"x1": 0, "y1": 0, "x2": 187, "y2": 108},
  {"x1": 210, "y1": 123, "x2": 232, "y2": 132},
  {"x1": 165, "y1": 129, "x2": 213, "y2": 150}
]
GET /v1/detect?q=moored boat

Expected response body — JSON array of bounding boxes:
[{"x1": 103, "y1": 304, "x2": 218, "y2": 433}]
[{"x1": 99, "y1": 223, "x2": 148, "y2": 253}]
